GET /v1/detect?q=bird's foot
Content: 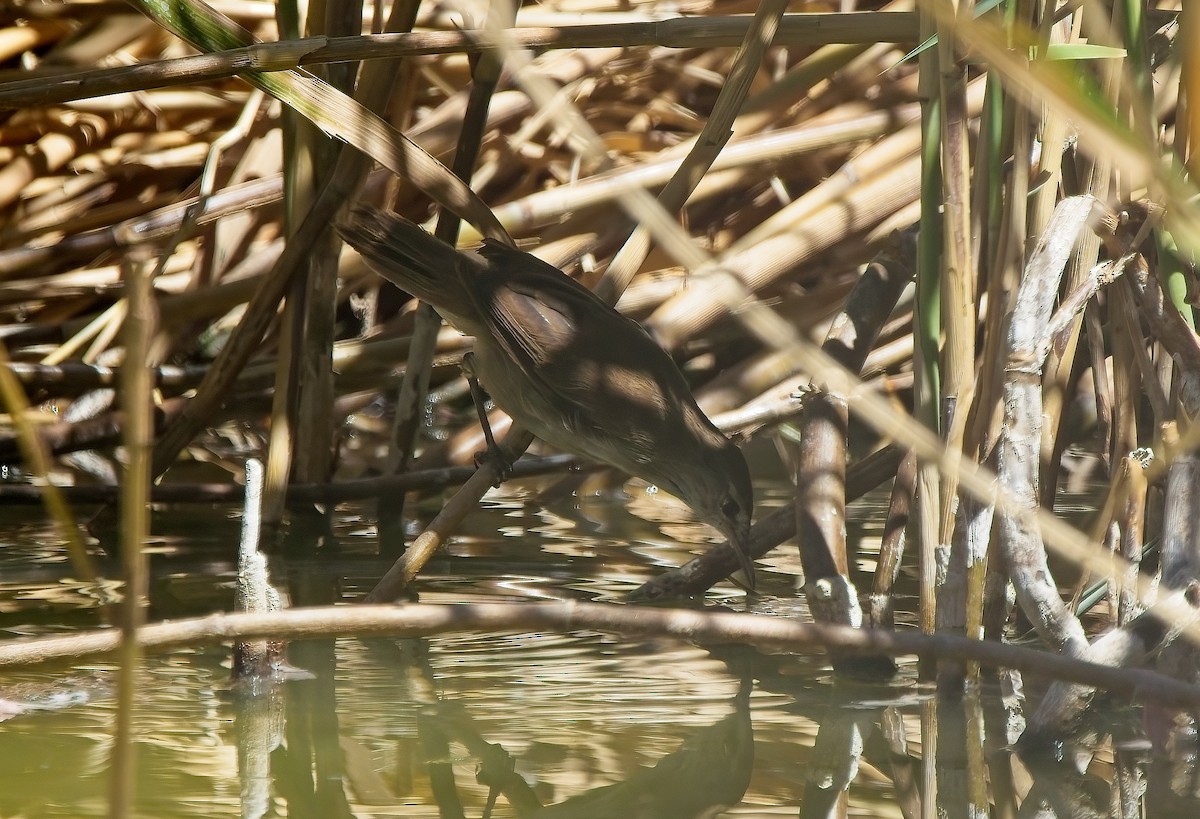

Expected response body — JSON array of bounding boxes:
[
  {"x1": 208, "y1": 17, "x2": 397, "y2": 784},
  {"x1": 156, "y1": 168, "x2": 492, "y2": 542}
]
[{"x1": 473, "y1": 444, "x2": 514, "y2": 487}]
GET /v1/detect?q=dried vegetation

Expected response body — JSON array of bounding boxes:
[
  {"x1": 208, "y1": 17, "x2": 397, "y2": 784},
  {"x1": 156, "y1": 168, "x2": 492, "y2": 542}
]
[{"x1": 0, "y1": 0, "x2": 1198, "y2": 759}]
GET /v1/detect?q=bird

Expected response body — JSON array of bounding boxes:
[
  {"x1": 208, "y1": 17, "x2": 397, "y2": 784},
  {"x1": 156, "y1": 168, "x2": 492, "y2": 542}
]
[{"x1": 339, "y1": 205, "x2": 756, "y2": 587}]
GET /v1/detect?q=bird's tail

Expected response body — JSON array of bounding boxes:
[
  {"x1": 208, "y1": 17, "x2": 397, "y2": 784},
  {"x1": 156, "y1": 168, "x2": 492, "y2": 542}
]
[{"x1": 338, "y1": 205, "x2": 477, "y2": 313}]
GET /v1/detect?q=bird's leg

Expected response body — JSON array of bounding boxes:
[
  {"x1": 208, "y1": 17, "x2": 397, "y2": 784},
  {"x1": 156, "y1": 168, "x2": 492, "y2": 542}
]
[{"x1": 462, "y1": 352, "x2": 513, "y2": 485}]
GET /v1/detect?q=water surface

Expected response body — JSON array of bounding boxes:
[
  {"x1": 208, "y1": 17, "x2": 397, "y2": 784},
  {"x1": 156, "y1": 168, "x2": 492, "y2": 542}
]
[{"x1": 0, "y1": 483, "x2": 1185, "y2": 816}]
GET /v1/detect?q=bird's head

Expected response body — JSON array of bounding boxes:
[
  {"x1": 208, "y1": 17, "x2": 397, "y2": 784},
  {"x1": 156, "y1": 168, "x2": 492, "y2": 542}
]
[{"x1": 667, "y1": 440, "x2": 754, "y2": 582}]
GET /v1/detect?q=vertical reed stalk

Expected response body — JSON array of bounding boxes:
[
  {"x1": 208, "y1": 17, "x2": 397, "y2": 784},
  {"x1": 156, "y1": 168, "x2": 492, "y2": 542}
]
[
  {"x1": 261, "y1": 0, "x2": 351, "y2": 525},
  {"x1": 934, "y1": 0, "x2": 976, "y2": 547},
  {"x1": 914, "y1": 14, "x2": 943, "y2": 677},
  {"x1": 930, "y1": 0, "x2": 977, "y2": 691},
  {"x1": 108, "y1": 252, "x2": 155, "y2": 817}
]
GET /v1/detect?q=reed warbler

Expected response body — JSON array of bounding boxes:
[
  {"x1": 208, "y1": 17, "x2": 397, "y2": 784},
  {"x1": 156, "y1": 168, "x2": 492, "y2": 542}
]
[{"x1": 340, "y1": 206, "x2": 756, "y2": 586}]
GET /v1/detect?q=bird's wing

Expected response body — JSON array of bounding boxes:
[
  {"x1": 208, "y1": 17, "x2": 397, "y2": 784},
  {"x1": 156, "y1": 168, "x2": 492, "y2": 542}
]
[
  {"x1": 475, "y1": 240, "x2": 678, "y2": 453},
  {"x1": 475, "y1": 239, "x2": 613, "y2": 367}
]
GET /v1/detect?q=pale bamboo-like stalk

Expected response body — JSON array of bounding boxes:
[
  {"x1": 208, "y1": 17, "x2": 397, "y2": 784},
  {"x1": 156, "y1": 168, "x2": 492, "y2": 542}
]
[
  {"x1": 913, "y1": 7, "x2": 942, "y2": 678},
  {"x1": 108, "y1": 252, "x2": 155, "y2": 818},
  {"x1": 920, "y1": 700, "x2": 938, "y2": 816},
  {"x1": 929, "y1": 0, "x2": 976, "y2": 693},
  {"x1": 933, "y1": 0, "x2": 975, "y2": 546}
]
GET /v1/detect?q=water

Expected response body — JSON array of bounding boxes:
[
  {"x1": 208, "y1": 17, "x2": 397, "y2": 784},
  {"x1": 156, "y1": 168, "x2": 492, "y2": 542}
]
[{"x1": 0, "y1": 482, "x2": 1193, "y2": 816}]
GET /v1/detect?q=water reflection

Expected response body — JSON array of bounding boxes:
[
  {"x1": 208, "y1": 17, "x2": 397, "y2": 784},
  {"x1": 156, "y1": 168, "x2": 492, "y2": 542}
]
[
  {"x1": 511, "y1": 680, "x2": 753, "y2": 817},
  {"x1": 0, "y1": 493, "x2": 1196, "y2": 816},
  {"x1": 219, "y1": 632, "x2": 758, "y2": 819}
]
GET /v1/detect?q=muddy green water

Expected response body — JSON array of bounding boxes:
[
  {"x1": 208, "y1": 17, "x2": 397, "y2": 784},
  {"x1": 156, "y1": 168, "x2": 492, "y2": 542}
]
[{"x1": 0, "y1": 482, "x2": 1189, "y2": 817}]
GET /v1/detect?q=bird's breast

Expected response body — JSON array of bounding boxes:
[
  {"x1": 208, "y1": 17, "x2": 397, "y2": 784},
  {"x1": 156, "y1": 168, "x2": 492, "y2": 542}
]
[{"x1": 468, "y1": 340, "x2": 649, "y2": 473}]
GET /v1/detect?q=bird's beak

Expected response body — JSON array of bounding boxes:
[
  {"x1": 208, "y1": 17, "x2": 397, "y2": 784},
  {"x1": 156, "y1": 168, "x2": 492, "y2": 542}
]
[{"x1": 721, "y1": 521, "x2": 756, "y2": 591}]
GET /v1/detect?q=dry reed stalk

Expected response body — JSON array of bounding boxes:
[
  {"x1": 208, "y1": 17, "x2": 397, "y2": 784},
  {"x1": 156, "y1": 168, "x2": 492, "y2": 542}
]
[
  {"x1": 792, "y1": 241, "x2": 914, "y2": 677},
  {"x1": 0, "y1": 599, "x2": 1194, "y2": 706},
  {"x1": 3, "y1": 4, "x2": 1189, "y2": 707},
  {"x1": 932, "y1": 0, "x2": 975, "y2": 555},
  {"x1": 108, "y1": 249, "x2": 154, "y2": 819},
  {"x1": 0, "y1": 20, "x2": 72, "y2": 60},
  {"x1": 0, "y1": 14, "x2": 929, "y2": 110}
]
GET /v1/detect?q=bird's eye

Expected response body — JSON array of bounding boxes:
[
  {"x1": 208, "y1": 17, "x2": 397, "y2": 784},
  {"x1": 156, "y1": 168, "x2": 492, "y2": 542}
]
[{"x1": 721, "y1": 498, "x2": 740, "y2": 518}]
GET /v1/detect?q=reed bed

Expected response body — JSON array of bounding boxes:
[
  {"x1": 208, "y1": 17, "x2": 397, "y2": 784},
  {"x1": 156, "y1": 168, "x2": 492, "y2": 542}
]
[{"x1": 0, "y1": 0, "x2": 1197, "y2": 802}]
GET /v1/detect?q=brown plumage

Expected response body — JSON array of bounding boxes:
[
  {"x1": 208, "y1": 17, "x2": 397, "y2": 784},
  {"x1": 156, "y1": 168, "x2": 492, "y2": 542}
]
[{"x1": 339, "y1": 205, "x2": 755, "y2": 586}]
